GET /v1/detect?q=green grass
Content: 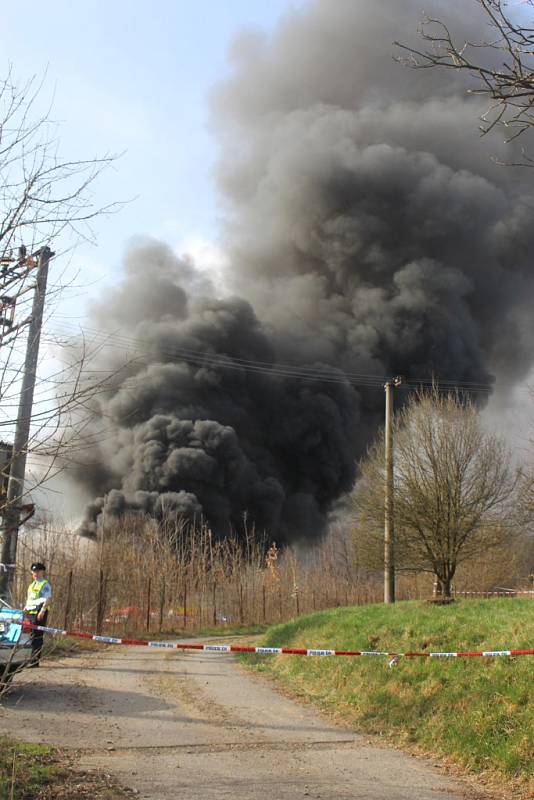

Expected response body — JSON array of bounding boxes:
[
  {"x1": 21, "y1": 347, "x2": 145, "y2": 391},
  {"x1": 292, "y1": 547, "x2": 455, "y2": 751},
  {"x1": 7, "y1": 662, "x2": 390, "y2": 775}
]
[
  {"x1": 0, "y1": 738, "x2": 131, "y2": 799},
  {"x1": 0, "y1": 739, "x2": 61, "y2": 799},
  {"x1": 240, "y1": 599, "x2": 534, "y2": 794}
]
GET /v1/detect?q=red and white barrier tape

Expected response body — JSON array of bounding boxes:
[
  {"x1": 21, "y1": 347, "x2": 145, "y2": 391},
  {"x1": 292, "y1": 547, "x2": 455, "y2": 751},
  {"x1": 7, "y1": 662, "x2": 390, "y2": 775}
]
[
  {"x1": 23, "y1": 622, "x2": 534, "y2": 660},
  {"x1": 455, "y1": 590, "x2": 534, "y2": 596}
]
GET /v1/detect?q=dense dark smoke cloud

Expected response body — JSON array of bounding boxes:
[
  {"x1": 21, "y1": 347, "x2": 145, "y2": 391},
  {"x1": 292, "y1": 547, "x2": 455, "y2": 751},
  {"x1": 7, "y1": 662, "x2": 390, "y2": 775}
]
[
  {"x1": 76, "y1": 0, "x2": 534, "y2": 543},
  {"x1": 77, "y1": 241, "x2": 358, "y2": 541}
]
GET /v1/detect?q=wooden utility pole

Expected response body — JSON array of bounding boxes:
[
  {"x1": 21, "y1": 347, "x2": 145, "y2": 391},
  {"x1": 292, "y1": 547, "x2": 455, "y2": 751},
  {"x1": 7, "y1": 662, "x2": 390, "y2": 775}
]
[
  {"x1": 384, "y1": 376, "x2": 403, "y2": 605},
  {"x1": 0, "y1": 247, "x2": 53, "y2": 603}
]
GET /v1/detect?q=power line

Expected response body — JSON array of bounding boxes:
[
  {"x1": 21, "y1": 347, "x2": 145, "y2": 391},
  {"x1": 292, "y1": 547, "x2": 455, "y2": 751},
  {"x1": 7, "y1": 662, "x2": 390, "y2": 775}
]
[{"x1": 49, "y1": 320, "x2": 499, "y2": 394}]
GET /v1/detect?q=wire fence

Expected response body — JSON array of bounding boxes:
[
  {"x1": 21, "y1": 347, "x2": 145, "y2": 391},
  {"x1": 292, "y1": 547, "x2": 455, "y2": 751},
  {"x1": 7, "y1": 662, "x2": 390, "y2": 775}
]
[
  {"x1": 11, "y1": 518, "x2": 436, "y2": 635},
  {"x1": 10, "y1": 517, "x2": 532, "y2": 637}
]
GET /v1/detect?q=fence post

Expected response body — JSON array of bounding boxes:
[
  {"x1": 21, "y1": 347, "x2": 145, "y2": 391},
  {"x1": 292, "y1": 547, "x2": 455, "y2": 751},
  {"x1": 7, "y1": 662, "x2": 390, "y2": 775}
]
[
  {"x1": 238, "y1": 581, "x2": 244, "y2": 624},
  {"x1": 96, "y1": 568, "x2": 106, "y2": 634},
  {"x1": 146, "y1": 577, "x2": 151, "y2": 632},
  {"x1": 212, "y1": 581, "x2": 217, "y2": 626},
  {"x1": 63, "y1": 570, "x2": 73, "y2": 631},
  {"x1": 159, "y1": 579, "x2": 165, "y2": 633}
]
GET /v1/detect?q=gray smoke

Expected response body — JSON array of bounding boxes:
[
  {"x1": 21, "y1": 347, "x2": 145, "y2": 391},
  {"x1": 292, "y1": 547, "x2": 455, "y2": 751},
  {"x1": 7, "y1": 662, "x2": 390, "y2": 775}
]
[{"x1": 76, "y1": 0, "x2": 534, "y2": 543}]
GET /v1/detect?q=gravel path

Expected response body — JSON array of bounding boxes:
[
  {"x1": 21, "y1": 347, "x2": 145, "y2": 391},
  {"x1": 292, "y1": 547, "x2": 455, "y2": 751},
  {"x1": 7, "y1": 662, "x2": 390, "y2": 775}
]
[{"x1": 0, "y1": 642, "x2": 488, "y2": 799}]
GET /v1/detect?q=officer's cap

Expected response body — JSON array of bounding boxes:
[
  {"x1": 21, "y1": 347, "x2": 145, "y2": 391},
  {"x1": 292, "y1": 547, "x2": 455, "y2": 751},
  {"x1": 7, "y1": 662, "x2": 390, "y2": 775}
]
[{"x1": 31, "y1": 562, "x2": 46, "y2": 572}]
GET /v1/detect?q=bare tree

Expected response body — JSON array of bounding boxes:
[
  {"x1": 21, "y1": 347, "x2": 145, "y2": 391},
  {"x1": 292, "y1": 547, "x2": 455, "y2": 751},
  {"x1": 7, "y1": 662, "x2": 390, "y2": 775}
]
[
  {"x1": 395, "y1": 1, "x2": 534, "y2": 158},
  {"x1": 0, "y1": 69, "x2": 119, "y2": 255},
  {"x1": 352, "y1": 388, "x2": 521, "y2": 598},
  {"x1": 0, "y1": 70, "x2": 122, "y2": 596}
]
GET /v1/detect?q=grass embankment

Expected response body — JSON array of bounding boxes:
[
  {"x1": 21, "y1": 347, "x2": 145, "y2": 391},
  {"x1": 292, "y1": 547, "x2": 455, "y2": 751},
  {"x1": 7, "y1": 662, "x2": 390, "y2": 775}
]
[
  {"x1": 0, "y1": 739, "x2": 131, "y2": 799},
  {"x1": 241, "y1": 599, "x2": 534, "y2": 795}
]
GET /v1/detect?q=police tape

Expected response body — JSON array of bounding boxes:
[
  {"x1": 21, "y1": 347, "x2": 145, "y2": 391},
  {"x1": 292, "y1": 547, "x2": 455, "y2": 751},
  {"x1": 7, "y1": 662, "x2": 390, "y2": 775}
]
[
  {"x1": 23, "y1": 621, "x2": 534, "y2": 661},
  {"x1": 454, "y1": 591, "x2": 534, "y2": 597}
]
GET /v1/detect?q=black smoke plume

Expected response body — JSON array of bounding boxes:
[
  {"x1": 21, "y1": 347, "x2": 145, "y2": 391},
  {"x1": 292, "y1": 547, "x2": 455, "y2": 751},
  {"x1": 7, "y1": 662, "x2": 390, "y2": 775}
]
[{"x1": 75, "y1": 0, "x2": 534, "y2": 544}]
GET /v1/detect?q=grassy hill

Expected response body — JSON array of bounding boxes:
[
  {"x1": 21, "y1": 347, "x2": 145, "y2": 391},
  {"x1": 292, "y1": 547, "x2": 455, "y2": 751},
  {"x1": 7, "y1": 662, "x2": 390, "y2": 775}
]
[{"x1": 240, "y1": 599, "x2": 534, "y2": 796}]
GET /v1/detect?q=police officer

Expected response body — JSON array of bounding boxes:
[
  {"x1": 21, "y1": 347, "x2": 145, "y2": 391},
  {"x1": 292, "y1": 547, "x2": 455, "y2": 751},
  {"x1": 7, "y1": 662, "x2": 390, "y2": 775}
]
[{"x1": 24, "y1": 562, "x2": 52, "y2": 667}]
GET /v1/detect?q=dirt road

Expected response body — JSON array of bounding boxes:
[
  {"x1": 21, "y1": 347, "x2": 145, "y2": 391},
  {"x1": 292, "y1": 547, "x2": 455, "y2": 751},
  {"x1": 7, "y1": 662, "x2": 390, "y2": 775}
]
[{"x1": 0, "y1": 643, "x2": 487, "y2": 799}]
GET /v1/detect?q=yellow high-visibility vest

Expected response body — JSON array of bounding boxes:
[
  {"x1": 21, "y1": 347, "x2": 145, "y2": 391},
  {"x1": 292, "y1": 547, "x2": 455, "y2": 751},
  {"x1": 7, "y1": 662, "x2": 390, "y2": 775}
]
[{"x1": 25, "y1": 579, "x2": 50, "y2": 612}]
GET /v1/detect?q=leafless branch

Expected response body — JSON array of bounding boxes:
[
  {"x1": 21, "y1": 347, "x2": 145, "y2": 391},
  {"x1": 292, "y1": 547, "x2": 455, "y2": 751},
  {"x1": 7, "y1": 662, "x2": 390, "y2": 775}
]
[
  {"x1": 395, "y1": 1, "x2": 534, "y2": 161},
  {"x1": 0, "y1": 69, "x2": 123, "y2": 546}
]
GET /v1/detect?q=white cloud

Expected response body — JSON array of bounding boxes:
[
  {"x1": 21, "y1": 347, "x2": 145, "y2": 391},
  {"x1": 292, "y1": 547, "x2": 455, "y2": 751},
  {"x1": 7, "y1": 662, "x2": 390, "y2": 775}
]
[{"x1": 158, "y1": 223, "x2": 230, "y2": 296}]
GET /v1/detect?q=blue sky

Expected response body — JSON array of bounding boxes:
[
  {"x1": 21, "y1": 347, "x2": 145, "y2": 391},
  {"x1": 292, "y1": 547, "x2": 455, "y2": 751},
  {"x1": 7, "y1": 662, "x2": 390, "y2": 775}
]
[
  {"x1": 1, "y1": 0, "x2": 305, "y2": 313},
  {"x1": 1, "y1": 1, "x2": 309, "y2": 514},
  {"x1": 2, "y1": 0, "x2": 530, "y2": 520}
]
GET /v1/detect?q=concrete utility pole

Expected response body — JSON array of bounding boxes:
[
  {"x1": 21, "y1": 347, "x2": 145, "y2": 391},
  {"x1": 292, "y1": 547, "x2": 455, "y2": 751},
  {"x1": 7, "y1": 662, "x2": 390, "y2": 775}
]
[
  {"x1": 384, "y1": 376, "x2": 403, "y2": 605},
  {"x1": 0, "y1": 246, "x2": 53, "y2": 602}
]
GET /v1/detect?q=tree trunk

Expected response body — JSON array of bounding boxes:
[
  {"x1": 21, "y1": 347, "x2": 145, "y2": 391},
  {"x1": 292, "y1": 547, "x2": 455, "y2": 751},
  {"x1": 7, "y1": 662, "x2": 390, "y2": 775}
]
[{"x1": 441, "y1": 576, "x2": 452, "y2": 598}]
